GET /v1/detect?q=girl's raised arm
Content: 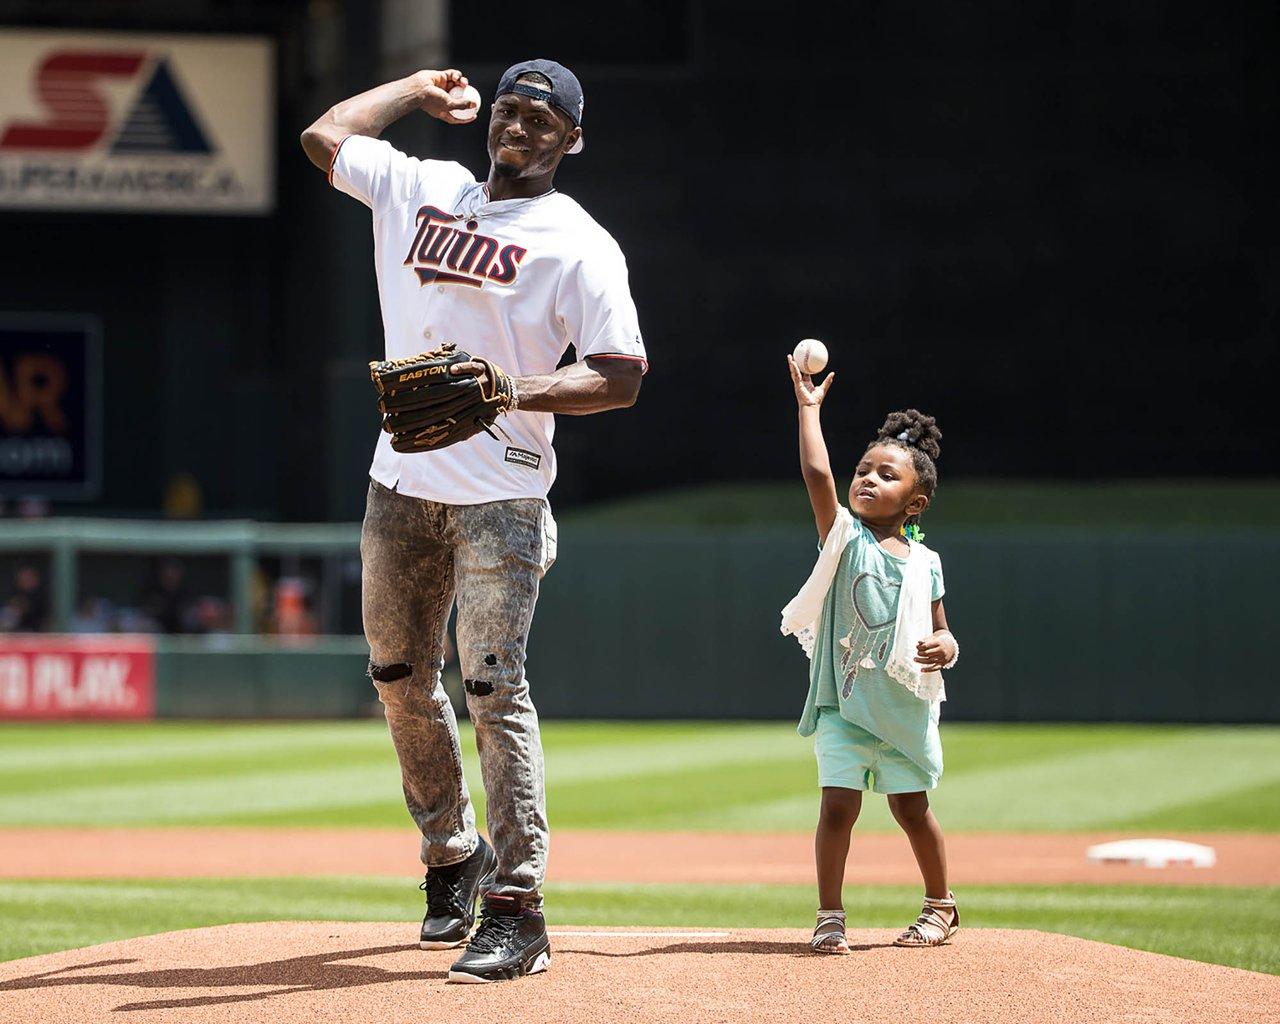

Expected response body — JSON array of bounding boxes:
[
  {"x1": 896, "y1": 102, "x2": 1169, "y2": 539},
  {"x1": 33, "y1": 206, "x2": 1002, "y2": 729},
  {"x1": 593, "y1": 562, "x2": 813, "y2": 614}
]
[{"x1": 788, "y1": 355, "x2": 839, "y2": 539}]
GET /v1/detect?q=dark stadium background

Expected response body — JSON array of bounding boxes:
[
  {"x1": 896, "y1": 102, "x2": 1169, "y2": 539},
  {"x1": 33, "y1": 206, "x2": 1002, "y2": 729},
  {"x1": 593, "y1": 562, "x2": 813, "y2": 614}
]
[{"x1": 0, "y1": 1, "x2": 1275, "y2": 521}]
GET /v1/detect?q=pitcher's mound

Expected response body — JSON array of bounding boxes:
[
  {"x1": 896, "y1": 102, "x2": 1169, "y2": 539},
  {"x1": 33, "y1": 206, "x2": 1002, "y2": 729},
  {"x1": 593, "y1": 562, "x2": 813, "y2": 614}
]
[{"x1": 0, "y1": 923, "x2": 1272, "y2": 1024}]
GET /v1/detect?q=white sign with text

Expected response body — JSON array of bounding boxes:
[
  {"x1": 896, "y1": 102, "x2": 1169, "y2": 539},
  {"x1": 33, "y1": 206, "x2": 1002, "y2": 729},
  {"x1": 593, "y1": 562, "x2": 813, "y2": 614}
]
[{"x1": 0, "y1": 30, "x2": 274, "y2": 213}]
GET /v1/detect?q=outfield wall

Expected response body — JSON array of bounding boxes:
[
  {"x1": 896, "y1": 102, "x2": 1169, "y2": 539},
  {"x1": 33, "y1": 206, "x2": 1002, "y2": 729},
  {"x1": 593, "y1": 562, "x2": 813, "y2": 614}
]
[
  {"x1": 154, "y1": 637, "x2": 372, "y2": 719},
  {"x1": 2, "y1": 525, "x2": 1275, "y2": 722},
  {"x1": 529, "y1": 527, "x2": 1277, "y2": 723}
]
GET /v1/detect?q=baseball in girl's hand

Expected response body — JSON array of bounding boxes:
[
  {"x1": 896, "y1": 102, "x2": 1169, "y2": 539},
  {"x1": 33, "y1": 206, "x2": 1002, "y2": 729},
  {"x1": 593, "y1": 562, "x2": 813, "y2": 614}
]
[
  {"x1": 787, "y1": 353, "x2": 835, "y2": 407},
  {"x1": 793, "y1": 338, "x2": 829, "y2": 375}
]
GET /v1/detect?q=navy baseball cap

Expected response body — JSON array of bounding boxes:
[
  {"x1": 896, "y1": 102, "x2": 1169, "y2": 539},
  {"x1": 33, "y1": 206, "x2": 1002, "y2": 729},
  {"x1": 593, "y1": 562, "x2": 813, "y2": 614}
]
[{"x1": 495, "y1": 59, "x2": 585, "y2": 154}]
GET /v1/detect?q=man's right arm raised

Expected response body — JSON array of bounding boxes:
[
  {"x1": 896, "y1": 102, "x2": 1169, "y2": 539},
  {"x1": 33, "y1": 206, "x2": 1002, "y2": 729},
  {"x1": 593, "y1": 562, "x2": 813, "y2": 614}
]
[{"x1": 300, "y1": 69, "x2": 475, "y2": 172}]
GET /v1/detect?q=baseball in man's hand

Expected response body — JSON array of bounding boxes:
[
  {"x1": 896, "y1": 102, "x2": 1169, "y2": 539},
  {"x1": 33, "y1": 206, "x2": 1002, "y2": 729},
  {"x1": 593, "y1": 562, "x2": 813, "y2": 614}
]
[
  {"x1": 448, "y1": 84, "x2": 482, "y2": 122},
  {"x1": 792, "y1": 338, "x2": 829, "y2": 375}
]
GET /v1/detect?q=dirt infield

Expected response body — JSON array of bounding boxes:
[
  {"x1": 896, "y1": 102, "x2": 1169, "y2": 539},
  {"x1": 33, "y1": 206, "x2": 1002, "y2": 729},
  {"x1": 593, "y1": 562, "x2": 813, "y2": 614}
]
[
  {"x1": 1, "y1": 828, "x2": 1276, "y2": 885},
  {"x1": 0, "y1": 923, "x2": 1273, "y2": 1024}
]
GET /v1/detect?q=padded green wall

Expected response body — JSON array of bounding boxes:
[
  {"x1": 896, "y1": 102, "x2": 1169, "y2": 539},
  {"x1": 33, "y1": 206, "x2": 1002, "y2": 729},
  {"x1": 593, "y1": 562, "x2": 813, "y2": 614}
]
[
  {"x1": 147, "y1": 528, "x2": 1277, "y2": 722},
  {"x1": 155, "y1": 638, "x2": 371, "y2": 719},
  {"x1": 525, "y1": 527, "x2": 1278, "y2": 722}
]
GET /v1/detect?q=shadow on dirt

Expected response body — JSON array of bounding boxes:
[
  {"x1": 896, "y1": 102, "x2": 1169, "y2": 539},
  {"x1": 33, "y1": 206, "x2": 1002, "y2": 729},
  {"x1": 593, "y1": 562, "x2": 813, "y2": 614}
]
[
  {"x1": 0, "y1": 944, "x2": 438, "y2": 1011},
  {"x1": 568, "y1": 939, "x2": 896, "y2": 958}
]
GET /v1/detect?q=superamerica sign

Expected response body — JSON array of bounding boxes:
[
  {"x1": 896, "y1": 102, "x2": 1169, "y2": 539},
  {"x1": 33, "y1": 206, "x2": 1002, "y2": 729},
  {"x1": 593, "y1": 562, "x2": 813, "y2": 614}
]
[{"x1": 0, "y1": 30, "x2": 274, "y2": 213}]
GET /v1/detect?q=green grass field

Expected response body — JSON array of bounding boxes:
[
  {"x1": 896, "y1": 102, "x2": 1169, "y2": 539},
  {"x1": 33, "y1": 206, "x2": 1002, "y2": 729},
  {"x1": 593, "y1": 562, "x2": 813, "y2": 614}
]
[
  {"x1": 1, "y1": 721, "x2": 1277, "y2": 831},
  {"x1": 1, "y1": 721, "x2": 1277, "y2": 973}
]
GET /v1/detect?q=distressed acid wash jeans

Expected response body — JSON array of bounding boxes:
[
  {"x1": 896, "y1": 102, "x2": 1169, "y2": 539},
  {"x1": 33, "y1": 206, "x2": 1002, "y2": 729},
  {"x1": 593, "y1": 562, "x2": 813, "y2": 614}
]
[{"x1": 360, "y1": 479, "x2": 556, "y2": 902}]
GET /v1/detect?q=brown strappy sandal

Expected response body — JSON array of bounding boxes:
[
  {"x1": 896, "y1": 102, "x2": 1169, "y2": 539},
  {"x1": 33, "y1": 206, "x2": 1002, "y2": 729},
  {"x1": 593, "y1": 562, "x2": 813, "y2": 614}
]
[
  {"x1": 810, "y1": 909, "x2": 850, "y2": 954},
  {"x1": 893, "y1": 892, "x2": 959, "y2": 947}
]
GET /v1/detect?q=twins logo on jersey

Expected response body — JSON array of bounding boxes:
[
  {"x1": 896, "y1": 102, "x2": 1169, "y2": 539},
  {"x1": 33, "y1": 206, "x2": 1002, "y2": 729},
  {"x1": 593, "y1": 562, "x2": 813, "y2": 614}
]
[{"x1": 403, "y1": 206, "x2": 527, "y2": 289}]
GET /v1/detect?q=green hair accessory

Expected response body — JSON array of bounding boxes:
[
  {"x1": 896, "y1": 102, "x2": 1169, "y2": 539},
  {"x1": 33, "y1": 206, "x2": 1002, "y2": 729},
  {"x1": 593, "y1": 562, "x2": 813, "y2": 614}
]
[{"x1": 901, "y1": 523, "x2": 925, "y2": 542}]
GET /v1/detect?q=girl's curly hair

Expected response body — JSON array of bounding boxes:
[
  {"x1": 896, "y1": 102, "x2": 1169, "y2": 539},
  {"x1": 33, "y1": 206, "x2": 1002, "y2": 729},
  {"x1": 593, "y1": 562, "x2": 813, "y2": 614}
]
[{"x1": 864, "y1": 409, "x2": 942, "y2": 528}]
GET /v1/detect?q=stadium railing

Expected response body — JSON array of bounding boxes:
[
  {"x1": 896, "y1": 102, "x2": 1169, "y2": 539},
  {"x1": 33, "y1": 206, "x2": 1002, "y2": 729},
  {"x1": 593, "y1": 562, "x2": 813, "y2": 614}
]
[{"x1": 0, "y1": 518, "x2": 360, "y2": 633}]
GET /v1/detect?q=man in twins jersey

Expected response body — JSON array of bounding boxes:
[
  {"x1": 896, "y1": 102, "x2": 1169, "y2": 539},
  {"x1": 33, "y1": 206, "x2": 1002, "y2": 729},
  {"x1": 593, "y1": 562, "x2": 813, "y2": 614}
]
[{"x1": 302, "y1": 59, "x2": 646, "y2": 983}]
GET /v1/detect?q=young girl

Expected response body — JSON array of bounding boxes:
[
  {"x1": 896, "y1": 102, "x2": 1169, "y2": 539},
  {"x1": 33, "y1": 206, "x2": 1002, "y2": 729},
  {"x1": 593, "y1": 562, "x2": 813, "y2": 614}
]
[{"x1": 781, "y1": 355, "x2": 960, "y2": 955}]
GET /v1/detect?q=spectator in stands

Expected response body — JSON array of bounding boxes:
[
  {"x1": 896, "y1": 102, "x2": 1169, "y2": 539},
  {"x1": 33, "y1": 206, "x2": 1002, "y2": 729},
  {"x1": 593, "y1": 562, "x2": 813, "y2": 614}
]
[
  {"x1": 272, "y1": 577, "x2": 318, "y2": 639},
  {"x1": 190, "y1": 596, "x2": 232, "y2": 635},
  {"x1": 0, "y1": 565, "x2": 49, "y2": 632},
  {"x1": 70, "y1": 596, "x2": 114, "y2": 633},
  {"x1": 139, "y1": 559, "x2": 192, "y2": 634}
]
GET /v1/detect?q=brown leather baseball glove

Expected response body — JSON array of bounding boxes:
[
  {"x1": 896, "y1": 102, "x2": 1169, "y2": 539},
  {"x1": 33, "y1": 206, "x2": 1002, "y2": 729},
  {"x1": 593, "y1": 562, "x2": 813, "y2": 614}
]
[{"x1": 369, "y1": 343, "x2": 515, "y2": 452}]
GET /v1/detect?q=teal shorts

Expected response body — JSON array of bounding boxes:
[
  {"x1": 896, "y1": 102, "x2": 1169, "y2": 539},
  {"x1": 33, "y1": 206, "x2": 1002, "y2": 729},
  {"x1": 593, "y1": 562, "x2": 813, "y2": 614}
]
[{"x1": 814, "y1": 707, "x2": 937, "y2": 794}]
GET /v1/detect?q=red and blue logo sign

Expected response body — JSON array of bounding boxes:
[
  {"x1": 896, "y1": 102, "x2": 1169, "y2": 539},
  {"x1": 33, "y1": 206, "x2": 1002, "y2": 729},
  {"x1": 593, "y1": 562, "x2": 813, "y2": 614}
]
[{"x1": 0, "y1": 50, "x2": 213, "y2": 155}]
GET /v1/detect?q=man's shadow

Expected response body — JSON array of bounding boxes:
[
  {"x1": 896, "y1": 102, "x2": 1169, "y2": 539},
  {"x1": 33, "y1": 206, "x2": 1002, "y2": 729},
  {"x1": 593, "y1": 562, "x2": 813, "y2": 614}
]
[
  {"x1": 0, "y1": 943, "x2": 440, "y2": 1012},
  {"x1": 0, "y1": 937, "x2": 900, "y2": 1010},
  {"x1": 566, "y1": 938, "x2": 895, "y2": 959}
]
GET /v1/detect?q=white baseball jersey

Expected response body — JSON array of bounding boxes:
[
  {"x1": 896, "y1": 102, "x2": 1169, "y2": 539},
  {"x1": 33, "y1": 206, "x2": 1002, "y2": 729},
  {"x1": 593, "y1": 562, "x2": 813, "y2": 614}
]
[{"x1": 330, "y1": 133, "x2": 647, "y2": 506}]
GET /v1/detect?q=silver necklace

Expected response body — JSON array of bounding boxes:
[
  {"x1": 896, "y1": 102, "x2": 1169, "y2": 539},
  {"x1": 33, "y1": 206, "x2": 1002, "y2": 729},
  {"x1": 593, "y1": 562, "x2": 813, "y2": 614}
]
[{"x1": 461, "y1": 183, "x2": 556, "y2": 219}]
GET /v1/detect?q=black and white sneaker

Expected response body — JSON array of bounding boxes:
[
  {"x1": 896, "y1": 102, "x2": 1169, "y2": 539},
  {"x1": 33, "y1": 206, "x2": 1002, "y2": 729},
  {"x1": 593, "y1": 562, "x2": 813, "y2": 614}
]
[
  {"x1": 446, "y1": 893, "x2": 551, "y2": 983},
  {"x1": 419, "y1": 836, "x2": 498, "y2": 950}
]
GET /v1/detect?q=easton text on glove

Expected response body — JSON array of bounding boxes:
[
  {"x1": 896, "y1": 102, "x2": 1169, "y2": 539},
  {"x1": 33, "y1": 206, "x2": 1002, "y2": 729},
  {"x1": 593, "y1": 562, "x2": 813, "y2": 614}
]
[{"x1": 369, "y1": 343, "x2": 515, "y2": 452}]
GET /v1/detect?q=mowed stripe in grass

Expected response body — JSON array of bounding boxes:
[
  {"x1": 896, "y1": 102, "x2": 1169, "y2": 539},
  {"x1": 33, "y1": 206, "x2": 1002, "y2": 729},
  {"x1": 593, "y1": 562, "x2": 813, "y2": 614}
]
[
  {"x1": 0, "y1": 878, "x2": 1275, "y2": 974},
  {"x1": 1118, "y1": 780, "x2": 1280, "y2": 833},
  {"x1": 0, "y1": 723, "x2": 1276, "y2": 832},
  {"x1": 0, "y1": 722, "x2": 382, "y2": 772}
]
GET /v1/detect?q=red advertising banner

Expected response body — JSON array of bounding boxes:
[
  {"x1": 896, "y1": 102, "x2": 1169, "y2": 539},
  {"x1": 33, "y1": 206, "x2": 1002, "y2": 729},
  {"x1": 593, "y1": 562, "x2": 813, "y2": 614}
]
[{"x1": 0, "y1": 635, "x2": 155, "y2": 720}]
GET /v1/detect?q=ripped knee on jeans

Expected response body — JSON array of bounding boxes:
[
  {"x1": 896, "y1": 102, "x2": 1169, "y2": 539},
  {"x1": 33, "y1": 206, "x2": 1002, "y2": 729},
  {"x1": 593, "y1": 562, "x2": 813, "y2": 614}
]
[
  {"x1": 461, "y1": 650, "x2": 504, "y2": 697},
  {"x1": 462, "y1": 642, "x2": 519, "y2": 697},
  {"x1": 368, "y1": 660, "x2": 412, "y2": 683}
]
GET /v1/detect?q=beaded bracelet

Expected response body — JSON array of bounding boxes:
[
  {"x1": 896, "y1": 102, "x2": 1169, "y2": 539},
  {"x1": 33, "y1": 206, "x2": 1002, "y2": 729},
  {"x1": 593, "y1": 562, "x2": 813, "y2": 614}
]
[{"x1": 940, "y1": 632, "x2": 959, "y2": 670}]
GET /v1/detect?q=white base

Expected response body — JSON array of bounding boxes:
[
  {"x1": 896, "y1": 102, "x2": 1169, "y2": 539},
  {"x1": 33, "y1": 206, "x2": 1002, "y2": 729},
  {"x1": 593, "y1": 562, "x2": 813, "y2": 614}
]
[{"x1": 1086, "y1": 838, "x2": 1216, "y2": 869}]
